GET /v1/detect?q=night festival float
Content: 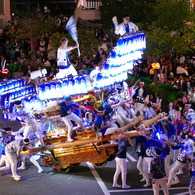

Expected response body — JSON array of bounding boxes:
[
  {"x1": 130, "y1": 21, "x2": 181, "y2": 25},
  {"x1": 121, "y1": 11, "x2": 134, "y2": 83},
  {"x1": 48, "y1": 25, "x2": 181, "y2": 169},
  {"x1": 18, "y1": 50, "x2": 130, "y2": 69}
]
[{"x1": 0, "y1": 31, "x2": 165, "y2": 172}]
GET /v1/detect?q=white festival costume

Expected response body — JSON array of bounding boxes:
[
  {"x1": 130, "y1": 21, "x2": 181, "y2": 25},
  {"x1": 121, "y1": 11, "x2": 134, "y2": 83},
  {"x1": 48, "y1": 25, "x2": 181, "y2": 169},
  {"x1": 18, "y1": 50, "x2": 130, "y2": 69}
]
[{"x1": 56, "y1": 46, "x2": 78, "y2": 79}]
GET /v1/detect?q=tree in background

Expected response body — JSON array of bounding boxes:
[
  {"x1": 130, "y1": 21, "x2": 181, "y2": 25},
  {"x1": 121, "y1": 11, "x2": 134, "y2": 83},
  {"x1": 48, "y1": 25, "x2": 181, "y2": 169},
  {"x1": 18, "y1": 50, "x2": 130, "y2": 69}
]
[
  {"x1": 99, "y1": 0, "x2": 195, "y2": 56},
  {"x1": 145, "y1": 0, "x2": 195, "y2": 56},
  {"x1": 99, "y1": 0, "x2": 157, "y2": 29}
]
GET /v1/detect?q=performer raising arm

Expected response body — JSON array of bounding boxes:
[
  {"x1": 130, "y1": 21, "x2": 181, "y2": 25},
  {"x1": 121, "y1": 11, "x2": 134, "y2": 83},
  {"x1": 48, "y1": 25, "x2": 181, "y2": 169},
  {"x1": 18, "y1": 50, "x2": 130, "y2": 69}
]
[
  {"x1": 114, "y1": 14, "x2": 139, "y2": 36},
  {"x1": 56, "y1": 38, "x2": 79, "y2": 79}
]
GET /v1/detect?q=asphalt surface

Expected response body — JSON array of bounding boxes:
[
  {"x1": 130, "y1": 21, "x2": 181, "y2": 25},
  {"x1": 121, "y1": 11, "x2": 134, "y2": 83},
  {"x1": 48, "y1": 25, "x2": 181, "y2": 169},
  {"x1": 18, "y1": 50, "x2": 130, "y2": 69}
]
[
  {"x1": 0, "y1": 144, "x2": 191, "y2": 195},
  {"x1": 0, "y1": 112, "x2": 191, "y2": 195}
]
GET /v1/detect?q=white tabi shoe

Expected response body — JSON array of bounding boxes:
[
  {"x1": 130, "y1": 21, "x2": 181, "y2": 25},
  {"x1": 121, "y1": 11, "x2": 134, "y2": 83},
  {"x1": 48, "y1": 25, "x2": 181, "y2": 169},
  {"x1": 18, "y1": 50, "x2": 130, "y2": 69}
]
[
  {"x1": 67, "y1": 138, "x2": 74, "y2": 142},
  {"x1": 13, "y1": 176, "x2": 21, "y2": 181},
  {"x1": 38, "y1": 168, "x2": 43, "y2": 173},
  {"x1": 140, "y1": 178, "x2": 146, "y2": 182},
  {"x1": 18, "y1": 166, "x2": 26, "y2": 170},
  {"x1": 112, "y1": 183, "x2": 121, "y2": 188},
  {"x1": 122, "y1": 185, "x2": 131, "y2": 189}
]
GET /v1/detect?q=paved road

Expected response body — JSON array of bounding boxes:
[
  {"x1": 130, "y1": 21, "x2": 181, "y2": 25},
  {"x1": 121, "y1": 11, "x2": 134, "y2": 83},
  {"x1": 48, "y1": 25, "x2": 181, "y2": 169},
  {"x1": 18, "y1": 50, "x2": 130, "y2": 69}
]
[
  {"x1": 0, "y1": 112, "x2": 191, "y2": 195},
  {"x1": 0, "y1": 146, "x2": 191, "y2": 195}
]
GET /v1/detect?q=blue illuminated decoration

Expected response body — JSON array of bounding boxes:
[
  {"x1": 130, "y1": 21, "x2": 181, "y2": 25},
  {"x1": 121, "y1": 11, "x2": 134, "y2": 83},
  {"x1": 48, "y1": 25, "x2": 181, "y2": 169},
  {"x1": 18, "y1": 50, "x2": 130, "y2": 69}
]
[
  {"x1": 92, "y1": 31, "x2": 146, "y2": 89},
  {"x1": 0, "y1": 31, "x2": 146, "y2": 118}
]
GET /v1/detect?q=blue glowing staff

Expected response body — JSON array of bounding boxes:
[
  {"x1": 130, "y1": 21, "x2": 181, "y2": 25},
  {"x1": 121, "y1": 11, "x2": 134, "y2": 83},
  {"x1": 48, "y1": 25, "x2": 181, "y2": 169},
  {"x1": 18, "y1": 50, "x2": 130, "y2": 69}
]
[{"x1": 156, "y1": 132, "x2": 161, "y2": 140}]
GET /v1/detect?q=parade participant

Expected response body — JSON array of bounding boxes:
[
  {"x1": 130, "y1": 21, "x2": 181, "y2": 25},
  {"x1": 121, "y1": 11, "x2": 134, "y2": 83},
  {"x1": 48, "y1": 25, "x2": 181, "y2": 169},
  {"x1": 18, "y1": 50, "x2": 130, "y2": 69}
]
[
  {"x1": 167, "y1": 135, "x2": 194, "y2": 187},
  {"x1": 142, "y1": 132, "x2": 164, "y2": 188},
  {"x1": 0, "y1": 128, "x2": 15, "y2": 174},
  {"x1": 56, "y1": 38, "x2": 79, "y2": 79},
  {"x1": 133, "y1": 81, "x2": 148, "y2": 117},
  {"x1": 103, "y1": 97, "x2": 125, "y2": 128},
  {"x1": 82, "y1": 98, "x2": 96, "y2": 127},
  {"x1": 9, "y1": 101, "x2": 44, "y2": 146},
  {"x1": 135, "y1": 135, "x2": 146, "y2": 182},
  {"x1": 6, "y1": 127, "x2": 43, "y2": 173},
  {"x1": 109, "y1": 88, "x2": 134, "y2": 124},
  {"x1": 5, "y1": 138, "x2": 29, "y2": 181},
  {"x1": 143, "y1": 94, "x2": 162, "y2": 120},
  {"x1": 149, "y1": 148, "x2": 169, "y2": 195},
  {"x1": 177, "y1": 117, "x2": 191, "y2": 139},
  {"x1": 112, "y1": 132, "x2": 133, "y2": 189},
  {"x1": 59, "y1": 96, "x2": 90, "y2": 142},
  {"x1": 159, "y1": 119, "x2": 177, "y2": 177},
  {"x1": 114, "y1": 14, "x2": 139, "y2": 36},
  {"x1": 94, "y1": 106, "x2": 119, "y2": 137}
]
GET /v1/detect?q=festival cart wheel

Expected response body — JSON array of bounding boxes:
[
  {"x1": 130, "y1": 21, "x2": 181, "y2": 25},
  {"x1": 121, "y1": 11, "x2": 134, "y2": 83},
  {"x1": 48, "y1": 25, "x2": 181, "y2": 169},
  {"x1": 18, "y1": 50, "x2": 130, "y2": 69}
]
[
  {"x1": 70, "y1": 163, "x2": 81, "y2": 167},
  {"x1": 93, "y1": 161, "x2": 107, "y2": 168},
  {"x1": 57, "y1": 166, "x2": 70, "y2": 173},
  {"x1": 107, "y1": 154, "x2": 116, "y2": 161}
]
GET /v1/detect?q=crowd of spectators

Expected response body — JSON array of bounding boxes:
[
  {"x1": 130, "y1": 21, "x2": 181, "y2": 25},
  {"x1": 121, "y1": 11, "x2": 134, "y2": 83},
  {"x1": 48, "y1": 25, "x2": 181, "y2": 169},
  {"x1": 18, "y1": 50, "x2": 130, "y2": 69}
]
[
  {"x1": 131, "y1": 53, "x2": 195, "y2": 108},
  {"x1": 0, "y1": 7, "x2": 195, "y2": 109}
]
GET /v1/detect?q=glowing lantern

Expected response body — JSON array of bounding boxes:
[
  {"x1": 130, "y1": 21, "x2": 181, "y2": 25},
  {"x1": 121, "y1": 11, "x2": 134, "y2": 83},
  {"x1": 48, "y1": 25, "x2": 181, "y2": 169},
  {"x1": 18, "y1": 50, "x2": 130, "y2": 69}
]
[{"x1": 152, "y1": 63, "x2": 160, "y2": 70}]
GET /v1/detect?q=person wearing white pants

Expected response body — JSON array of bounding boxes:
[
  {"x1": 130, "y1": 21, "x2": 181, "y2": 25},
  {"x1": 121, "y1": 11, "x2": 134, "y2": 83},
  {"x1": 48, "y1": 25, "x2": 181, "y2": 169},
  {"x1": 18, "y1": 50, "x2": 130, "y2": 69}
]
[
  {"x1": 0, "y1": 132, "x2": 15, "y2": 174},
  {"x1": 0, "y1": 155, "x2": 10, "y2": 173},
  {"x1": 167, "y1": 136, "x2": 194, "y2": 187},
  {"x1": 18, "y1": 155, "x2": 43, "y2": 173},
  {"x1": 149, "y1": 148, "x2": 169, "y2": 195},
  {"x1": 9, "y1": 101, "x2": 44, "y2": 146},
  {"x1": 113, "y1": 134, "x2": 133, "y2": 189},
  {"x1": 142, "y1": 138, "x2": 158, "y2": 188},
  {"x1": 5, "y1": 138, "x2": 29, "y2": 181},
  {"x1": 56, "y1": 37, "x2": 79, "y2": 79},
  {"x1": 6, "y1": 127, "x2": 43, "y2": 173},
  {"x1": 167, "y1": 160, "x2": 186, "y2": 186},
  {"x1": 59, "y1": 96, "x2": 89, "y2": 142}
]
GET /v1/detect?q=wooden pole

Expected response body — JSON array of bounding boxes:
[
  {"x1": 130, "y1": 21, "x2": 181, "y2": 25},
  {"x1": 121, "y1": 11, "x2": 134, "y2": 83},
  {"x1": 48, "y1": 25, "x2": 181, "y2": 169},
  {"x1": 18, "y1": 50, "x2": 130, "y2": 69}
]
[{"x1": 21, "y1": 113, "x2": 165, "y2": 155}]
